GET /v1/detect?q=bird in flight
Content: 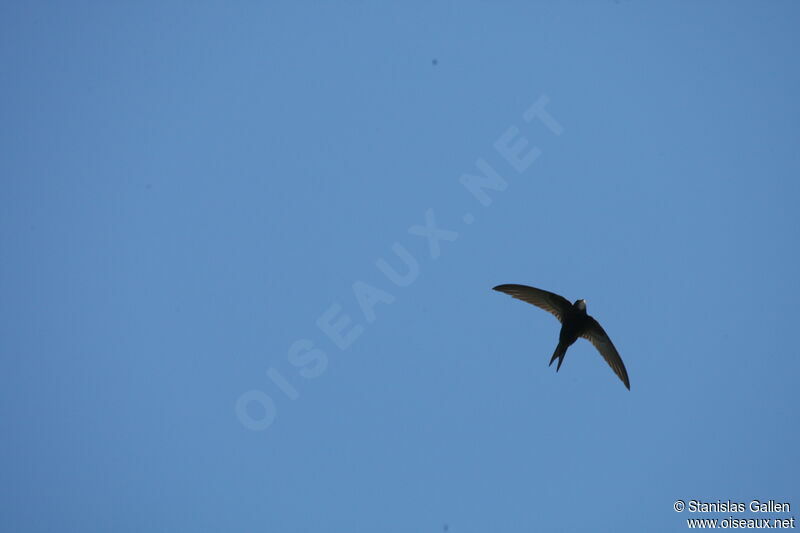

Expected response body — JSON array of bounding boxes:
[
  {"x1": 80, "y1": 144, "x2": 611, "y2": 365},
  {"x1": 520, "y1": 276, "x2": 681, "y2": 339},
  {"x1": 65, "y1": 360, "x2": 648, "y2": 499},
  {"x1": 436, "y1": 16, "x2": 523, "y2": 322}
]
[{"x1": 493, "y1": 284, "x2": 630, "y2": 389}]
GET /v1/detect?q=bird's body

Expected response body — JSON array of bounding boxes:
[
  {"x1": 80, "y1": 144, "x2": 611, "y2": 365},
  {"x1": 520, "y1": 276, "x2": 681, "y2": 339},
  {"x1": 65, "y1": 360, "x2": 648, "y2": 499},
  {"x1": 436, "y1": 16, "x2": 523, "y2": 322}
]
[
  {"x1": 551, "y1": 301, "x2": 588, "y2": 368},
  {"x1": 493, "y1": 284, "x2": 630, "y2": 389}
]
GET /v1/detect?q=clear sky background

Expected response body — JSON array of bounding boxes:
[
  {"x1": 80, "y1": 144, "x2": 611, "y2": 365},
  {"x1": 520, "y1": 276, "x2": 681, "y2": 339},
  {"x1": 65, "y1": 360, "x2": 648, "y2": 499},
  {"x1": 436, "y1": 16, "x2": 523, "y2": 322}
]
[{"x1": 2, "y1": 3, "x2": 798, "y2": 532}]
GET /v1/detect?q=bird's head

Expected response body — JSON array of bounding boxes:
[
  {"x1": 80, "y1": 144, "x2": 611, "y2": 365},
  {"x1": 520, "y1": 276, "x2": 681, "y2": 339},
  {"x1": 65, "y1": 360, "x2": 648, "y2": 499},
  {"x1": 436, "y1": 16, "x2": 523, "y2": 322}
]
[{"x1": 574, "y1": 299, "x2": 587, "y2": 312}]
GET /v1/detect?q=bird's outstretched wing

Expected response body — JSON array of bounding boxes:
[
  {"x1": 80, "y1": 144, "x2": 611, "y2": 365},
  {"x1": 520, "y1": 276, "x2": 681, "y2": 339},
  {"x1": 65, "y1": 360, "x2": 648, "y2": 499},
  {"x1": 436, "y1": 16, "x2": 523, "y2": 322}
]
[
  {"x1": 492, "y1": 284, "x2": 572, "y2": 322},
  {"x1": 581, "y1": 317, "x2": 630, "y2": 390}
]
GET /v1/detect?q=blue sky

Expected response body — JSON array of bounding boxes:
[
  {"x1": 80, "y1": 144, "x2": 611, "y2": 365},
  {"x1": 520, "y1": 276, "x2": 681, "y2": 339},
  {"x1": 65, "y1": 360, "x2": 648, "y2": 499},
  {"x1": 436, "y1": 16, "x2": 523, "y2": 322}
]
[{"x1": 2, "y1": 3, "x2": 798, "y2": 532}]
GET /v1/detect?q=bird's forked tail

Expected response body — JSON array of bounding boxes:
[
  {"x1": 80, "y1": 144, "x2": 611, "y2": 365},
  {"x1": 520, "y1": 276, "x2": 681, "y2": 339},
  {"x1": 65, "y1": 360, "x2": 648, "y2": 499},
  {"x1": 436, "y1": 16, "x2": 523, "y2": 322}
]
[{"x1": 549, "y1": 342, "x2": 567, "y2": 372}]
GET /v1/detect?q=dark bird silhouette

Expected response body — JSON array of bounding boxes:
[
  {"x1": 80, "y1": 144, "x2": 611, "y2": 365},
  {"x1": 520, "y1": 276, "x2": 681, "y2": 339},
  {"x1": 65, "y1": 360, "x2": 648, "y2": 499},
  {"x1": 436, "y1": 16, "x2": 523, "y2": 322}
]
[{"x1": 492, "y1": 284, "x2": 630, "y2": 389}]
